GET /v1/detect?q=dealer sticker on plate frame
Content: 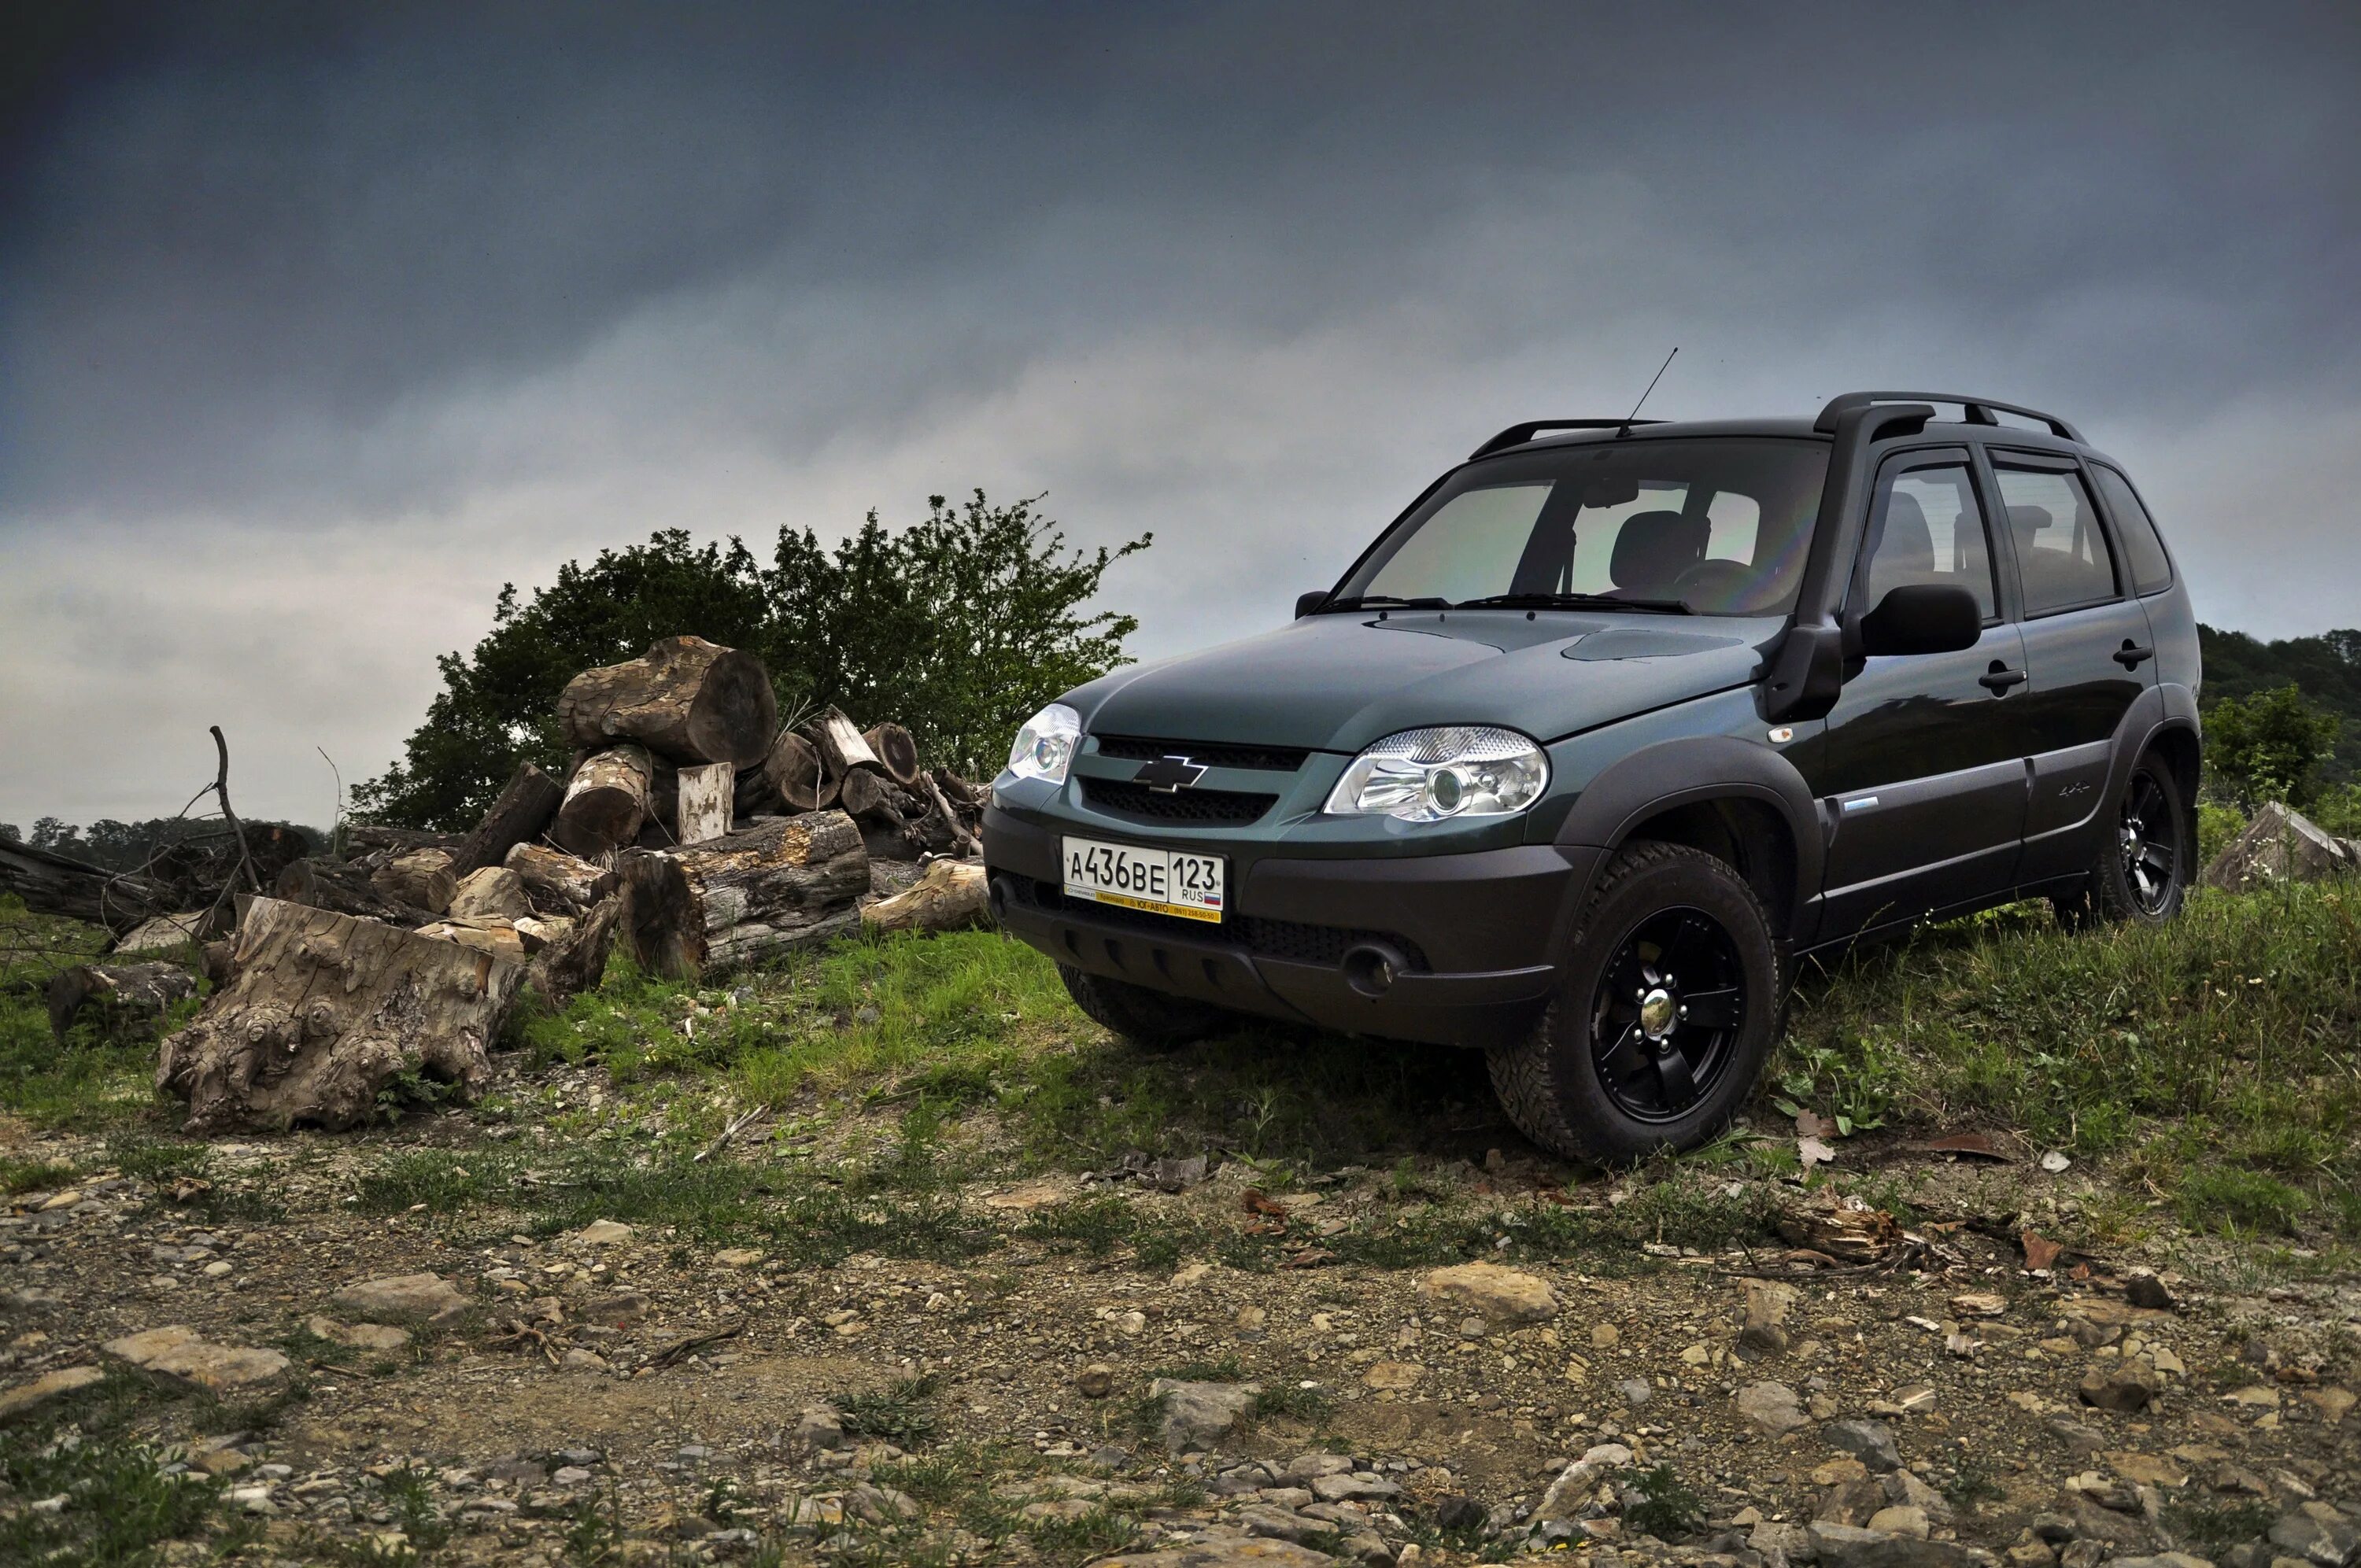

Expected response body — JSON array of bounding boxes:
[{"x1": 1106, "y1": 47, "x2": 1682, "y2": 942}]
[{"x1": 1061, "y1": 836, "x2": 1225, "y2": 923}]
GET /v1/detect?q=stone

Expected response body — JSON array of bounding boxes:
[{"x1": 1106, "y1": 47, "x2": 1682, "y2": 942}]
[
  {"x1": 2102, "y1": 1452, "x2": 2188, "y2": 1488},
  {"x1": 2270, "y1": 1508, "x2": 2358, "y2": 1568},
  {"x1": 1826, "y1": 1419, "x2": 1903, "y2": 1472},
  {"x1": 793, "y1": 1404, "x2": 844, "y2": 1448},
  {"x1": 2300, "y1": 1387, "x2": 2354, "y2": 1426},
  {"x1": 0, "y1": 1363, "x2": 104, "y2": 1422},
  {"x1": 1311, "y1": 1472, "x2": 1401, "y2": 1503},
  {"x1": 1091, "y1": 1543, "x2": 1343, "y2": 1566},
  {"x1": 1869, "y1": 1506, "x2": 1932, "y2": 1539},
  {"x1": 2081, "y1": 1360, "x2": 2162, "y2": 1412},
  {"x1": 1147, "y1": 1378, "x2": 1259, "y2": 1452},
  {"x1": 331, "y1": 1273, "x2": 470, "y2": 1326},
  {"x1": 1741, "y1": 1278, "x2": 1801, "y2": 1355},
  {"x1": 569, "y1": 1220, "x2": 634, "y2": 1247},
  {"x1": 1284, "y1": 1453, "x2": 1354, "y2": 1480},
  {"x1": 1361, "y1": 1360, "x2": 1423, "y2": 1390},
  {"x1": 1738, "y1": 1381, "x2": 1812, "y2": 1437},
  {"x1": 1617, "y1": 1377, "x2": 1654, "y2": 1408},
  {"x1": 101, "y1": 1326, "x2": 290, "y2": 1393},
  {"x1": 2123, "y1": 1275, "x2": 2177, "y2": 1311},
  {"x1": 560, "y1": 1348, "x2": 610, "y2": 1372},
  {"x1": 1415, "y1": 1262, "x2": 1559, "y2": 1325},
  {"x1": 1591, "y1": 1322, "x2": 1620, "y2": 1348},
  {"x1": 1810, "y1": 1521, "x2": 1986, "y2": 1568},
  {"x1": 1078, "y1": 1363, "x2": 1116, "y2": 1398},
  {"x1": 714, "y1": 1248, "x2": 763, "y2": 1267},
  {"x1": 304, "y1": 1315, "x2": 412, "y2": 1353},
  {"x1": 1535, "y1": 1443, "x2": 1635, "y2": 1522},
  {"x1": 580, "y1": 1292, "x2": 648, "y2": 1326},
  {"x1": 1951, "y1": 1293, "x2": 2008, "y2": 1318}
]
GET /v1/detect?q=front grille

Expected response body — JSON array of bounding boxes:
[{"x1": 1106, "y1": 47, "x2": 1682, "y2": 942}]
[
  {"x1": 1005, "y1": 876, "x2": 1428, "y2": 971},
  {"x1": 1092, "y1": 736, "x2": 1311, "y2": 772},
  {"x1": 1080, "y1": 777, "x2": 1277, "y2": 826}
]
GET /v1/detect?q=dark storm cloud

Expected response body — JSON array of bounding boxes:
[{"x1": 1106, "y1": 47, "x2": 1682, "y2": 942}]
[{"x1": 2, "y1": 2, "x2": 2357, "y2": 822}]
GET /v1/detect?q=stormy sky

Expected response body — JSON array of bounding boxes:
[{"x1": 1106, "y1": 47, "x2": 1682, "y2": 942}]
[{"x1": 4, "y1": 2, "x2": 2357, "y2": 828}]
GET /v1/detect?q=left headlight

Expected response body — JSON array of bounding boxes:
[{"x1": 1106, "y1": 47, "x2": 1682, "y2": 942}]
[
  {"x1": 1324, "y1": 725, "x2": 1550, "y2": 823},
  {"x1": 1006, "y1": 703, "x2": 1083, "y2": 785}
]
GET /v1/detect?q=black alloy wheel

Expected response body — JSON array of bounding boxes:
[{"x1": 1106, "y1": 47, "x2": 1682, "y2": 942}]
[
  {"x1": 2117, "y1": 766, "x2": 2181, "y2": 917},
  {"x1": 1588, "y1": 907, "x2": 1746, "y2": 1122}
]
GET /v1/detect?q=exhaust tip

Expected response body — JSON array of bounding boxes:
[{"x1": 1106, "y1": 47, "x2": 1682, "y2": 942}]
[{"x1": 1342, "y1": 942, "x2": 1406, "y2": 999}]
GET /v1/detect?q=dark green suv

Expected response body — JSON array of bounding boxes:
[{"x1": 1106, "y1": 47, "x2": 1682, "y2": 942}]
[{"x1": 981, "y1": 391, "x2": 2200, "y2": 1164}]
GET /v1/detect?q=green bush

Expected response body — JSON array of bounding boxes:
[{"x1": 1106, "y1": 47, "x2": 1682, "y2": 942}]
[{"x1": 2205, "y1": 684, "x2": 2338, "y2": 808}]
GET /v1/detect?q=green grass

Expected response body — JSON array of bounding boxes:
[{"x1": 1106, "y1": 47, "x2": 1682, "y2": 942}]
[
  {"x1": 836, "y1": 1373, "x2": 945, "y2": 1444},
  {"x1": 0, "y1": 897, "x2": 187, "y2": 1129}
]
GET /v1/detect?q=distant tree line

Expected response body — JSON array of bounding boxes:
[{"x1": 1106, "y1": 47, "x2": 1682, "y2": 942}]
[
  {"x1": 0, "y1": 815, "x2": 320, "y2": 873},
  {"x1": 354, "y1": 491, "x2": 1151, "y2": 831}
]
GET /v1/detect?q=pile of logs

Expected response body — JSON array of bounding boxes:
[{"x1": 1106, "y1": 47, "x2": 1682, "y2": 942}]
[{"x1": 141, "y1": 634, "x2": 992, "y2": 1134}]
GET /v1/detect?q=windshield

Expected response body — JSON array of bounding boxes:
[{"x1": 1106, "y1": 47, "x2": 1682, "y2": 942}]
[{"x1": 1336, "y1": 437, "x2": 1829, "y2": 615}]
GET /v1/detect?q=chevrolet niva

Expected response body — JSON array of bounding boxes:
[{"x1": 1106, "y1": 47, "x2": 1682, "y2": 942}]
[{"x1": 981, "y1": 391, "x2": 2200, "y2": 1164}]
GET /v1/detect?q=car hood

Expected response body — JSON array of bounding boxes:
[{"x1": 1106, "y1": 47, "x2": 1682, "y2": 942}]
[{"x1": 1067, "y1": 611, "x2": 1779, "y2": 754}]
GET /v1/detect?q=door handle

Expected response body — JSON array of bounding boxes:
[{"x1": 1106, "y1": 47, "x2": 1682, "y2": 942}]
[
  {"x1": 1979, "y1": 663, "x2": 2027, "y2": 694},
  {"x1": 2114, "y1": 642, "x2": 2156, "y2": 669}
]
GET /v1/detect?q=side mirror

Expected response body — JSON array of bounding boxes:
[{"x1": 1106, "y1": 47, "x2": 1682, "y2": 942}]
[
  {"x1": 1295, "y1": 590, "x2": 1331, "y2": 619},
  {"x1": 1858, "y1": 584, "x2": 1982, "y2": 656}
]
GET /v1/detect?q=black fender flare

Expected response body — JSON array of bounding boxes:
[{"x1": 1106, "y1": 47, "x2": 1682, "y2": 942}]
[
  {"x1": 2105, "y1": 681, "x2": 2202, "y2": 826},
  {"x1": 1551, "y1": 734, "x2": 1823, "y2": 939}
]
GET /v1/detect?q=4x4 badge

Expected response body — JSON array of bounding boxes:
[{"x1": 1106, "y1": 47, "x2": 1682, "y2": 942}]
[{"x1": 1132, "y1": 755, "x2": 1208, "y2": 792}]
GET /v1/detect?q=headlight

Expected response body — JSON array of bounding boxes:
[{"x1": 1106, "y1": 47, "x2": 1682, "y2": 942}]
[
  {"x1": 1006, "y1": 703, "x2": 1082, "y2": 785},
  {"x1": 1324, "y1": 725, "x2": 1550, "y2": 822}
]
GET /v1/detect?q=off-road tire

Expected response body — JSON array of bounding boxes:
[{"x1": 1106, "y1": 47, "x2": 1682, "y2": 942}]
[
  {"x1": 2054, "y1": 752, "x2": 2189, "y2": 930},
  {"x1": 1057, "y1": 963, "x2": 1229, "y2": 1051},
  {"x1": 1487, "y1": 840, "x2": 1783, "y2": 1166}
]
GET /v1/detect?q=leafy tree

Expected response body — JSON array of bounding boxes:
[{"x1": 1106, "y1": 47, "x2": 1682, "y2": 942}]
[
  {"x1": 2198, "y1": 624, "x2": 2361, "y2": 784},
  {"x1": 356, "y1": 493, "x2": 1149, "y2": 828},
  {"x1": 2205, "y1": 684, "x2": 2339, "y2": 809},
  {"x1": 0, "y1": 823, "x2": 18, "y2": 843}
]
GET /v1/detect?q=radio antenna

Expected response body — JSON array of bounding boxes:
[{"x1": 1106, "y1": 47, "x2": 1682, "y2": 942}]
[{"x1": 1618, "y1": 346, "x2": 1677, "y2": 436}]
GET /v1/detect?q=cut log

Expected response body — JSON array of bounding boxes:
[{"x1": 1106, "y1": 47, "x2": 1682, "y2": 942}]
[
  {"x1": 733, "y1": 760, "x2": 782, "y2": 819},
  {"x1": 112, "y1": 910, "x2": 228, "y2": 954},
  {"x1": 837, "y1": 767, "x2": 898, "y2": 822},
  {"x1": 371, "y1": 849, "x2": 457, "y2": 915},
  {"x1": 48, "y1": 962, "x2": 200, "y2": 1045},
  {"x1": 527, "y1": 894, "x2": 619, "y2": 1004},
  {"x1": 415, "y1": 917, "x2": 527, "y2": 963},
  {"x1": 552, "y1": 744, "x2": 654, "y2": 857},
  {"x1": 677, "y1": 762, "x2": 734, "y2": 845},
  {"x1": 0, "y1": 839, "x2": 179, "y2": 933},
  {"x1": 862, "y1": 723, "x2": 922, "y2": 787},
  {"x1": 504, "y1": 843, "x2": 617, "y2": 914},
  {"x1": 448, "y1": 866, "x2": 531, "y2": 921},
  {"x1": 157, "y1": 898, "x2": 523, "y2": 1133},
  {"x1": 275, "y1": 858, "x2": 434, "y2": 926},
  {"x1": 862, "y1": 859, "x2": 989, "y2": 935},
  {"x1": 761, "y1": 731, "x2": 826, "y2": 812},
  {"x1": 449, "y1": 762, "x2": 563, "y2": 876},
  {"x1": 615, "y1": 810, "x2": 868, "y2": 979},
  {"x1": 556, "y1": 636, "x2": 778, "y2": 766},
  {"x1": 804, "y1": 707, "x2": 882, "y2": 777}
]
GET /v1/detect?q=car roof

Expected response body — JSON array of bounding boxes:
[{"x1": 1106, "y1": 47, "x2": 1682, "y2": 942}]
[{"x1": 1480, "y1": 414, "x2": 2097, "y2": 463}]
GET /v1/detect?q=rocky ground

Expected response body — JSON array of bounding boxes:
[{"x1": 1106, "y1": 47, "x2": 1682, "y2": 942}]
[{"x1": 2, "y1": 1079, "x2": 2354, "y2": 1567}]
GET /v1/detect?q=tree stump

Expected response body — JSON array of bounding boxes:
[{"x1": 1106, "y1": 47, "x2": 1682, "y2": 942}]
[
  {"x1": 553, "y1": 744, "x2": 654, "y2": 856},
  {"x1": 861, "y1": 859, "x2": 990, "y2": 935},
  {"x1": 157, "y1": 898, "x2": 523, "y2": 1132},
  {"x1": 615, "y1": 810, "x2": 868, "y2": 979},
  {"x1": 557, "y1": 636, "x2": 778, "y2": 766},
  {"x1": 449, "y1": 762, "x2": 563, "y2": 876}
]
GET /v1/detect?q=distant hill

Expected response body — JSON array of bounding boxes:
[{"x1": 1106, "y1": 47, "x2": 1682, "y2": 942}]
[{"x1": 2200, "y1": 624, "x2": 2361, "y2": 783}]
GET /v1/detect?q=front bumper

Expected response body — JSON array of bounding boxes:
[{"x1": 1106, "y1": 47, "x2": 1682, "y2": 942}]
[{"x1": 983, "y1": 805, "x2": 1597, "y2": 1048}]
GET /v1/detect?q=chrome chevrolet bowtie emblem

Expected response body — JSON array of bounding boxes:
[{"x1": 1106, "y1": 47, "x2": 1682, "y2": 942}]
[{"x1": 1132, "y1": 754, "x2": 1208, "y2": 792}]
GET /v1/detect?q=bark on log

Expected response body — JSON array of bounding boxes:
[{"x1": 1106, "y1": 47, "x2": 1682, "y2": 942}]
[
  {"x1": 552, "y1": 744, "x2": 654, "y2": 857},
  {"x1": 345, "y1": 826, "x2": 462, "y2": 857},
  {"x1": 49, "y1": 962, "x2": 200, "y2": 1045},
  {"x1": 761, "y1": 732, "x2": 826, "y2": 812},
  {"x1": 837, "y1": 767, "x2": 898, "y2": 823},
  {"x1": 862, "y1": 723, "x2": 922, "y2": 788},
  {"x1": 804, "y1": 707, "x2": 882, "y2": 778},
  {"x1": 0, "y1": 840, "x2": 180, "y2": 934},
  {"x1": 615, "y1": 810, "x2": 868, "y2": 979},
  {"x1": 448, "y1": 867, "x2": 530, "y2": 921},
  {"x1": 504, "y1": 843, "x2": 617, "y2": 914},
  {"x1": 450, "y1": 763, "x2": 563, "y2": 876},
  {"x1": 112, "y1": 910, "x2": 229, "y2": 954},
  {"x1": 556, "y1": 636, "x2": 778, "y2": 766},
  {"x1": 371, "y1": 850, "x2": 457, "y2": 915},
  {"x1": 275, "y1": 858, "x2": 434, "y2": 926},
  {"x1": 677, "y1": 762, "x2": 734, "y2": 844},
  {"x1": 733, "y1": 760, "x2": 782, "y2": 819},
  {"x1": 861, "y1": 859, "x2": 990, "y2": 935},
  {"x1": 157, "y1": 898, "x2": 523, "y2": 1132},
  {"x1": 526, "y1": 895, "x2": 619, "y2": 1004}
]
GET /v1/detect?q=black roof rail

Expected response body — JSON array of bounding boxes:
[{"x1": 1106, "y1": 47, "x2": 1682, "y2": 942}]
[
  {"x1": 1469, "y1": 419, "x2": 1663, "y2": 460},
  {"x1": 1812, "y1": 390, "x2": 2082, "y2": 442}
]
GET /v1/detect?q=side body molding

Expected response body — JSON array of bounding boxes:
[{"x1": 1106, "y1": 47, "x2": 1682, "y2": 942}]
[{"x1": 1552, "y1": 735, "x2": 1824, "y2": 939}]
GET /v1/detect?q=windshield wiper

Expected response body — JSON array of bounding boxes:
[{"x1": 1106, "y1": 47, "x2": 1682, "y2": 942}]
[
  {"x1": 1319, "y1": 593, "x2": 1451, "y2": 612},
  {"x1": 1454, "y1": 592, "x2": 1692, "y2": 614}
]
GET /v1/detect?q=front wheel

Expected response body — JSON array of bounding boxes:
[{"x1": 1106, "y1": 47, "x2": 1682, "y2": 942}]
[
  {"x1": 1488, "y1": 841, "x2": 1783, "y2": 1166},
  {"x1": 2055, "y1": 754, "x2": 2189, "y2": 928}
]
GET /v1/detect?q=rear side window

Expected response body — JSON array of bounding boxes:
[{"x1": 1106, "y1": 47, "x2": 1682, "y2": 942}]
[
  {"x1": 1993, "y1": 464, "x2": 2116, "y2": 615},
  {"x1": 2089, "y1": 466, "x2": 2174, "y2": 594}
]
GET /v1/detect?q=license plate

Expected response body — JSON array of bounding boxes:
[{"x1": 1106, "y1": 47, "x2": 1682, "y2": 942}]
[{"x1": 1061, "y1": 836, "x2": 1225, "y2": 923}]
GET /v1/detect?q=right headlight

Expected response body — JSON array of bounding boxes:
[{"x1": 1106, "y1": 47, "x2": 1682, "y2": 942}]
[
  {"x1": 1323, "y1": 725, "x2": 1550, "y2": 823},
  {"x1": 1005, "y1": 702, "x2": 1082, "y2": 785}
]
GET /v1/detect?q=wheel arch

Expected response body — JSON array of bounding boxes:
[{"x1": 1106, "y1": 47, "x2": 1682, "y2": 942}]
[{"x1": 1552, "y1": 735, "x2": 1821, "y2": 941}]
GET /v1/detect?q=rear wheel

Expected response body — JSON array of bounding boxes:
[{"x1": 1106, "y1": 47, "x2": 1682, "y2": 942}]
[
  {"x1": 1058, "y1": 964, "x2": 1229, "y2": 1051},
  {"x1": 1488, "y1": 841, "x2": 1783, "y2": 1166},
  {"x1": 2055, "y1": 753, "x2": 2189, "y2": 928}
]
